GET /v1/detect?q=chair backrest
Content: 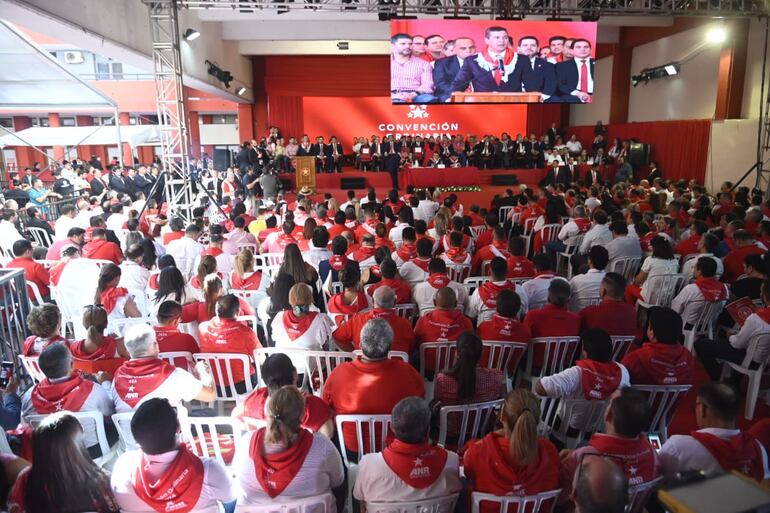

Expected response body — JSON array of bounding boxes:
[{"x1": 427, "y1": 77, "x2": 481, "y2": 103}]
[
  {"x1": 630, "y1": 385, "x2": 691, "y2": 439},
  {"x1": 235, "y1": 493, "x2": 335, "y2": 513},
  {"x1": 438, "y1": 399, "x2": 503, "y2": 449},
  {"x1": 259, "y1": 253, "x2": 285, "y2": 268},
  {"x1": 25, "y1": 280, "x2": 44, "y2": 306},
  {"x1": 231, "y1": 289, "x2": 261, "y2": 304},
  {"x1": 471, "y1": 490, "x2": 561, "y2": 513},
  {"x1": 540, "y1": 397, "x2": 607, "y2": 448},
  {"x1": 237, "y1": 243, "x2": 258, "y2": 255},
  {"x1": 193, "y1": 353, "x2": 254, "y2": 400},
  {"x1": 686, "y1": 299, "x2": 726, "y2": 336},
  {"x1": 392, "y1": 303, "x2": 416, "y2": 323},
  {"x1": 610, "y1": 336, "x2": 635, "y2": 362},
  {"x1": 463, "y1": 277, "x2": 487, "y2": 296},
  {"x1": 498, "y1": 206, "x2": 513, "y2": 225},
  {"x1": 419, "y1": 342, "x2": 458, "y2": 380},
  {"x1": 335, "y1": 414, "x2": 392, "y2": 466},
  {"x1": 571, "y1": 295, "x2": 601, "y2": 312},
  {"x1": 304, "y1": 350, "x2": 356, "y2": 396},
  {"x1": 26, "y1": 410, "x2": 112, "y2": 465},
  {"x1": 522, "y1": 217, "x2": 537, "y2": 237},
  {"x1": 111, "y1": 411, "x2": 138, "y2": 451},
  {"x1": 236, "y1": 314, "x2": 259, "y2": 332},
  {"x1": 744, "y1": 331, "x2": 770, "y2": 368},
  {"x1": 447, "y1": 264, "x2": 471, "y2": 283},
  {"x1": 328, "y1": 281, "x2": 344, "y2": 296},
  {"x1": 107, "y1": 316, "x2": 154, "y2": 338},
  {"x1": 608, "y1": 257, "x2": 642, "y2": 284},
  {"x1": 18, "y1": 355, "x2": 46, "y2": 383},
  {"x1": 482, "y1": 341, "x2": 528, "y2": 374},
  {"x1": 644, "y1": 274, "x2": 686, "y2": 307},
  {"x1": 158, "y1": 351, "x2": 194, "y2": 371},
  {"x1": 28, "y1": 227, "x2": 54, "y2": 248},
  {"x1": 563, "y1": 233, "x2": 585, "y2": 255},
  {"x1": 527, "y1": 337, "x2": 580, "y2": 380},
  {"x1": 365, "y1": 494, "x2": 460, "y2": 513},
  {"x1": 352, "y1": 350, "x2": 409, "y2": 362},
  {"x1": 254, "y1": 347, "x2": 319, "y2": 390},
  {"x1": 626, "y1": 476, "x2": 664, "y2": 513},
  {"x1": 539, "y1": 224, "x2": 562, "y2": 246},
  {"x1": 180, "y1": 415, "x2": 243, "y2": 469}
]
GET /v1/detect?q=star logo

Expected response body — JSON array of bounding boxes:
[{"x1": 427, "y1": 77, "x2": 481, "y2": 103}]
[
  {"x1": 55, "y1": 402, "x2": 63, "y2": 412},
  {"x1": 407, "y1": 105, "x2": 429, "y2": 119},
  {"x1": 594, "y1": 382, "x2": 603, "y2": 390},
  {"x1": 413, "y1": 457, "x2": 423, "y2": 466},
  {"x1": 629, "y1": 466, "x2": 638, "y2": 475}
]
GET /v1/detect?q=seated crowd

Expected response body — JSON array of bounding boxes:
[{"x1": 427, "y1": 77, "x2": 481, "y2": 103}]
[{"x1": 0, "y1": 164, "x2": 768, "y2": 513}]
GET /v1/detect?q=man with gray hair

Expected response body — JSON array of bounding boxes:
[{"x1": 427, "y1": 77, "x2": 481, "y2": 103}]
[
  {"x1": 354, "y1": 397, "x2": 461, "y2": 503},
  {"x1": 332, "y1": 286, "x2": 415, "y2": 354},
  {"x1": 323, "y1": 318, "x2": 424, "y2": 452},
  {"x1": 22, "y1": 342, "x2": 114, "y2": 452},
  {"x1": 574, "y1": 455, "x2": 628, "y2": 513},
  {"x1": 107, "y1": 323, "x2": 216, "y2": 412}
]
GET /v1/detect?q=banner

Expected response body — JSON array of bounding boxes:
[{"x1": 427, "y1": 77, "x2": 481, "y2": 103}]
[{"x1": 302, "y1": 96, "x2": 527, "y2": 146}]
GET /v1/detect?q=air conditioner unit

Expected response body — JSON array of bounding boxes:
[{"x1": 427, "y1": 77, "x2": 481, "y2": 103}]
[{"x1": 63, "y1": 51, "x2": 84, "y2": 64}]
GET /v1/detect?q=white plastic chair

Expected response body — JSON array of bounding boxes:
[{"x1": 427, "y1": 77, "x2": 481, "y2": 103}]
[
  {"x1": 610, "y1": 336, "x2": 635, "y2": 362},
  {"x1": 111, "y1": 411, "x2": 138, "y2": 452},
  {"x1": 392, "y1": 303, "x2": 416, "y2": 322},
  {"x1": 636, "y1": 274, "x2": 686, "y2": 310},
  {"x1": 365, "y1": 493, "x2": 460, "y2": 513},
  {"x1": 193, "y1": 353, "x2": 255, "y2": 413},
  {"x1": 328, "y1": 281, "x2": 344, "y2": 296},
  {"x1": 18, "y1": 354, "x2": 46, "y2": 383},
  {"x1": 482, "y1": 341, "x2": 528, "y2": 390},
  {"x1": 26, "y1": 411, "x2": 116, "y2": 467},
  {"x1": 518, "y1": 336, "x2": 580, "y2": 389},
  {"x1": 237, "y1": 242, "x2": 258, "y2": 255},
  {"x1": 447, "y1": 264, "x2": 471, "y2": 283},
  {"x1": 437, "y1": 399, "x2": 503, "y2": 450},
  {"x1": 236, "y1": 492, "x2": 335, "y2": 513},
  {"x1": 231, "y1": 289, "x2": 263, "y2": 310},
  {"x1": 682, "y1": 300, "x2": 726, "y2": 351},
  {"x1": 536, "y1": 224, "x2": 562, "y2": 253},
  {"x1": 571, "y1": 295, "x2": 600, "y2": 312},
  {"x1": 352, "y1": 350, "x2": 408, "y2": 362},
  {"x1": 158, "y1": 351, "x2": 194, "y2": 371},
  {"x1": 463, "y1": 276, "x2": 487, "y2": 296},
  {"x1": 254, "y1": 347, "x2": 315, "y2": 391},
  {"x1": 25, "y1": 281, "x2": 45, "y2": 307},
  {"x1": 259, "y1": 253, "x2": 285, "y2": 269},
  {"x1": 35, "y1": 259, "x2": 57, "y2": 270},
  {"x1": 539, "y1": 396, "x2": 608, "y2": 449},
  {"x1": 28, "y1": 227, "x2": 54, "y2": 248},
  {"x1": 719, "y1": 332, "x2": 770, "y2": 419},
  {"x1": 470, "y1": 226, "x2": 488, "y2": 239},
  {"x1": 107, "y1": 315, "x2": 155, "y2": 338},
  {"x1": 304, "y1": 350, "x2": 356, "y2": 396},
  {"x1": 419, "y1": 342, "x2": 458, "y2": 397},
  {"x1": 556, "y1": 233, "x2": 584, "y2": 279},
  {"x1": 626, "y1": 476, "x2": 664, "y2": 513},
  {"x1": 471, "y1": 490, "x2": 561, "y2": 513},
  {"x1": 180, "y1": 415, "x2": 243, "y2": 470},
  {"x1": 608, "y1": 257, "x2": 642, "y2": 284},
  {"x1": 630, "y1": 384, "x2": 691, "y2": 442}
]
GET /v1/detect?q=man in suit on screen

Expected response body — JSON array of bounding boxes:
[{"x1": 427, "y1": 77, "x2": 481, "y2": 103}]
[
  {"x1": 550, "y1": 38, "x2": 595, "y2": 104},
  {"x1": 448, "y1": 26, "x2": 526, "y2": 97},
  {"x1": 516, "y1": 35, "x2": 557, "y2": 100},
  {"x1": 433, "y1": 37, "x2": 476, "y2": 102}
]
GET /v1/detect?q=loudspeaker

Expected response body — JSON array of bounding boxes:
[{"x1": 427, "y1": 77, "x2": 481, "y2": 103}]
[
  {"x1": 341, "y1": 177, "x2": 366, "y2": 190},
  {"x1": 491, "y1": 174, "x2": 519, "y2": 186},
  {"x1": 280, "y1": 178, "x2": 292, "y2": 191},
  {"x1": 628, "y1": 143, "x2": 651, "y2": 168},
  {"x1": 212, "y1": 149, "x2": 232, "y2": 171}
]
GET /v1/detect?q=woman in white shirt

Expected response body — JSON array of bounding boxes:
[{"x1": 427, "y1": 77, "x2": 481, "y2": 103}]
[
  {"x1": 627, "y1": 236, "x2": 680, "y2": 304},
  {"x1": 234, "y1": 386, "x2": 344, "y2": 507}
]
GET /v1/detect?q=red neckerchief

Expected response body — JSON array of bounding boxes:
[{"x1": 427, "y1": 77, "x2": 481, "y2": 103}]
[
  {"x1": 588, "y1": 434, "x2": 658, "y2": 485},
  {"x1": 250, "y1": 428, "x2": 314, "y2": 498},
  {"x1": 329, "y1": 292, "x2": 368, "y2": 315},
  {"x1": 329, "y1": 254, "x2": 348, "y2": 271},
  {"x1": 70, "y1": 336, "x2": 117, "y2": 361},
  {"x1": 576, "y1": 360, "x2": 622, "y2": 400},
  {"x1": 114, "y1": 358, "x2": 176, "y2": 407},
  {"x1": 481, "y1": 433, "x2": 558, "y2": 495},
  {"x1": 375, "y1": 236, "x2": 392, "y2": 249},
  {"x1": 276, "y1": 233, "x2": 297, "y2": 249},
  {"x1": 382, "y1": 439, "x2": 448, "y2": 489},
  {"x1": 695, "y1": 277, "x2": 728, "y2": 302},
  {"x1": 101, "y1": 286, "x2": 129, "y2": 314},
  {"x1": 148, "y1": 273, "x2": 159, "y2": 290},
  {"x1": 412, "y1": 257, "x2": 431, "y2": 272},
  {"x1": 133, "y1": 446, "x2": 204, "y2": 513},
  {"x1": 281, "y1": 311, "x2": 318, "y2": 341},
  {"x1": 690, "y1": 431, "x2": 764, "y2": 481},
  {"x1": 575, "y1": 218, "x2": 592, "y2": 232},
  {"x1": 478, "y1": 281, "x2": 516, "y2": 309},
  {"x1": 82, "y1": 238, "x2": 109, "y2": 258},
  {"x1": 445, "y1": 247, "x2": 468, "y2": 264},
  {"x1": 203, "y1": 247, "x2": 223, "y2": 258},
  {"x1": 639, "y1": 232, "x2": 657, "y2": 253},
  {"x1": 427, "y1": 273, "x2": 450, "y2": 289},
  {"x1": 370, "y1": 265, "x2": 381, "y2": 278},
  {"x1": 31, "y1": 374, "x2": 94, "y2": 414},
  {"x1": 232, "y1": 271, "x2": 262, "y2": 291},
  {"x1": 353, "y1": 246, "x2": 375, "y2": 262},
  {"x1": 756, "y1": 307, "x2": 770, "y2": 324},
  {"x1": 397, "y1": 243, "x2": 418, "y2": 262}
]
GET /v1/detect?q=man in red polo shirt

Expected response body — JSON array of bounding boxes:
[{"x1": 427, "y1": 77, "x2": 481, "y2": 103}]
[
  {"x1": 523, "y1": 278, "x2": 580, "y2": 338},
  {"x1": 722, "y1": 229, "x2": 764, "y2": 284},
  {"x1": 367, "y1": 259, "x2": 412, "y2": 305},
  {"x1": 7, "y1": 239, "x2": 50, "y2": 300},
  {"x1": 473, "y1": 212, "x2": 498, "y2": 250},
  {"x1": 579, "y1": 273, "x2": 637, "y2": 337},
  {"x1": 323, "y1": 318, "x2": 424, "y2": 452},
  {"x1": 332, "y1": 286, "x2": 415, "y2": 354},
  {"x1": 415, "y1": 287, "x2": 473, "y2": 345},
  {"x1": 674, "y1": 220, "x2": 707, "y2": 258},
  {"x1": 154, "y1": 301, "x2": 199, "y2": 365},
  {"x1": 504, "y1": 237, "x2": 535, "y2": 279},
  {"x1": 471, "y1": 226, "x2": 509, "y2": 275},
  {"x1": 82, "y1": 228, "x2": 123, "y2": 264}
]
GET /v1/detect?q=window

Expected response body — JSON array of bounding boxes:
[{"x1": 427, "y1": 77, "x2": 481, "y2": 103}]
[
  {"x1": 31, "y1": 118, "x2": 50, "y2": 127},
  {"x1": 211, "y1": 115, "x2": 237, "y2": 125},
  {"x1": 0, "y1": 118, "x2": 13, "y2": 130},
  {"x1": 101, "y1": 117, "x2": 115, "y2": 126},
  {"x1": 61, "y1": 117, "x2": 76, "y2": 127}
]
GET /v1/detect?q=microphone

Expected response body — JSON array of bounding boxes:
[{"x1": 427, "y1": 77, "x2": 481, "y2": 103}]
[{"x1": 497, "y1": 57, "x2": 505, "y2": 74}]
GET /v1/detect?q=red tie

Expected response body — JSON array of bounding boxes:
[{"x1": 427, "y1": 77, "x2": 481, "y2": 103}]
[{"x1": 580, "y1": 60, "x2": 589, "y2": 93}]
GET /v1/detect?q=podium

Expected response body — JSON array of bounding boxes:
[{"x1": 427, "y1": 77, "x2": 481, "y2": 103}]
[
  {"x1": 295, "y1": 156, "x2": 316, "y2": 193},
  {"x1": 451, "y1": 92, "x2": 543, "y2": 103}
]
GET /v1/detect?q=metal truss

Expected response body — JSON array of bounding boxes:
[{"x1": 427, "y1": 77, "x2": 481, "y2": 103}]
[
  {"x1": 179, "y1": 0, "x2": 768, "y2": 18},
  {"x1": 757, "y1": 16, "x2": 770, "y2": 199},
  {"x1": 144, "y1": 0, "x2": 195, "y2": 223}
]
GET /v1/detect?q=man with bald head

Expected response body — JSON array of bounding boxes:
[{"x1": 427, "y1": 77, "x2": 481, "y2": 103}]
[
  {"x1": 414, "y1": 287, "x2": 473, "y2": 373},
  {"x1": 574, "y1": 455, "x2": 628, "y2": 513},
  {"x1": 433, "y1": 36, "x2": 476, "y2": 102}
]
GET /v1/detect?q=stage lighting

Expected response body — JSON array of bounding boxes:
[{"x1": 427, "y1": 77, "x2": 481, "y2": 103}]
[
  {"x1": 205, "y1": 60, "x2": 234, "y2": 89},
  {"x1": 183, "y1": 29, "x2": 200, "y2": 41},
  {"x1": 236, "y1": 87, "x2": 246, "y2": 96},
  {"x1": 664, "y1": 63, "x2": 680, "y2": 75},
  {"x1": 707, "y1": 26, "x2": 727, "y2": 44}
]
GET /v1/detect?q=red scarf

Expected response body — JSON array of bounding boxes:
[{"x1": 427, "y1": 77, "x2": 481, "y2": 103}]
[
  {"x1": 397, "y1": 243, "x2": 418, "y2": 262},
  {"x1": 381, "y1": 439, "x2": 448, "y2": 489},
  {"x1": 482, "y1": 48, "x2": 515, "y2": 85},
  {"x1": 576, "y1": 360, "x2": 622, "y2": 400},
  {"x1": 575, "y1": 218, "x2": 592, "y2": 232},
  {"x1": 690, "y1": 431, "x2": 765, "y2": 481},
  {"x1": 203, "y1": 247, "x2": 223, "y2": 258},
  {"x1": 133, "y1": 446, "x2": 205, "y2": 513},
  {"x1": 114, "y1": 358, "x2": 176, "y2": 407},
  {"x1": 282, "y1": 311, "x2": 318, "y2": 341},
  {"x1": 445, "y1": 247, "x2": 468, "y2": 264},
  {"x1": 756, "y1": 306, "x2": 770, "y2": 324},
  {"x1": 30, "y1": 374, "x2": 93, "y2": 414},
  {"x1": 412, "y1": 257, "x2": 431, "y2": 272},
  {"x1": 148, "y1": 273, "x2": 159, "y2": 290},
  {"x1": 588, "y1": 434, "x2": 658, "y2": 485},
  {"x1": 427, "y1": 273, "x2": 450, "y2": 289},
  {"x1": 328, "y1": 292, "x2": 369, "y2": 315},
  {"x1": 478, "y1": 281, "x2": 516, "y2": 309},
  {"x1": 477, "y1": 433, "x2": 559, "y2": 496},
  {"x1": 276, "y1": 233, "x2": 297, "y2": 249},
  {"x1": 231, "y1": 271, "x2": 262, "y2": 291},
  {"x1": 694, "y1": 277, "x2": 728, "y2": 302},
  {"x1": 329, "y1": 254, "x2": 348, "y2": 271},
  {"x1": 353, "y1": 246, "x2": 375, "y2": 262},
  {"x1": 101, "y1": 286, "x2": 128, "y2": 314},
  {"x1": 251, "y1": 428, "x2": 314, "y2": 498}
]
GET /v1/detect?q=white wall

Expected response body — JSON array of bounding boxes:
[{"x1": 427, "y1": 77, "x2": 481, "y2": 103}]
[
  {"x1": 199, "y1": 123, "x2": 239, "y2": 146},
  {"x1": 705, "y1": 119, "x2": 759, "y2": 192},
  {"x1": 569, "y1": 56, "x2": 613, "y2": 126},
  {"x1": 627, "y1": 24, "x2": 723, "y2": 122},
  {"x1": 742, "y1": 18, "x2": 769, "y2": 119}
]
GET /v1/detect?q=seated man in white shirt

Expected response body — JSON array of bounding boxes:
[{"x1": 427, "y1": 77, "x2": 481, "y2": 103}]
[
  {"x1": 0, "y1": 208, "x2": 25, "y2": 256},
  {"x1": 166, "y1": 224, "x2": 204, "y2": 278},
  {"x1": 681, "y1": 233, "x2": 723, "y2": 280},
  {"x1": 466, "y1": 257, "x2": 528, "y2": 323},
  {"x1": 399, "y1": 238, "x2": 434, "y2": 286},
  {"x1": 54, "y1": 204, "x2": 78, "y2": 241},
  {"x1": 695, "y1": 277, "x2": 770, "y2": 381},
  {"x1": 569, "y1": 245, "x2": 608, "y2": 311},
  {"x1": 521, "y1": 253, "x2": 557, "y2": 310},
  {"x1": 107, "y1": 323, "x2": 216, "y2": 412},
  {"x1": 571, "y1": 210, "x2": 611, "y2": 275},
  {"x1": 304, "y1": 227, "x2": 332, "y2": 270},
  {"x1": 389, "y1": 209, "x2": 412, "y2": 248},
  {"x1": 413, "y1": 258, "x2": 468, "y2": 315},
  {"x1": 354, "y1": 396, "x2": 461, "y2": 504},
  {"x1": 658, "y1": 382, "x2": 770, "y2": 483},
  {"x1": 605, "y1": 220, "x2": 642, "y2": 270},
  {"x1": 110, "y1": 398, "x2": 236, "y2": 513},
  {"x1": 119, "y1": 244, "x2": 151, "y2": 292},
  {"x1": 671, "y1": 257, "x2": 728, "y2": 328}
]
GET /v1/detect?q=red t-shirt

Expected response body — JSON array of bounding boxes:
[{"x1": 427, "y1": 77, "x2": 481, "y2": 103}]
[
  {"x1": 7, "y1": 257, "x2": 50, "y2": 298},
  {"x1": 367, "y1": 278, "x2": 412, "y2": 305},
  {"x1": 579, "y1": 300, "x2": 637, "y2": 337},
  {"x1": 198, "y1": 317, "x2": 261, "y2": 384},
  {"x1": 154, "y1": 326, "x2": 199, "y2": 354},
  {"x1": 523, "y1": 303, "x2": 580, "y2": 338},
  {"x1": 81, "y1": 239, "x2": 123, "y2": 264},
  {"x1": 622, "y1": 342, "x2": 695, "y2": 386},
  {"x1": 332, "y1": 309, "x2": 415, "y2": 354},
  {"x1": 723, "y1": 245, "x2": 764, "y2": 284},
  {"x1": 414, "y1": 309, "x2": 474, "y2": 344},
  {"x1": 241, "y1": 388, "x2": 333, "y2": 433},
  {"x1": 322, "y1": 358, "x2": 424, "y2": 451},
  {"x1": 674, "y1": 235, "x2": 700, "y2": 258},
  {"x1": 181, "y1": 298, "x2": 255, "y2": 324}
]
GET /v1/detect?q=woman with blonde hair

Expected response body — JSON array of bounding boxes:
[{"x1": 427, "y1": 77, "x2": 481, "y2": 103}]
[
  {"x1": 69, "y1": 305, "x2": 128, "y2": 360},
  {"x1": 234, "y1": 385, "x2": 343, "y2": 505},
  {"x1": 463, "y1": 389, "x2": 559, "y2": 512}
]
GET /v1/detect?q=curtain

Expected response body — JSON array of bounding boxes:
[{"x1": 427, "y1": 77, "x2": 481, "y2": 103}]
[
  {"x1": 267, "y1": 96, "x2": 304, "y2": 141},
  {"x1": 570, "y1": 119, "x2": 711, "y2": 183},
  {"x1": 264, "y1": 56, "x2": 390, "y2": 97},
  {"x1": 527, "y1": 104, "x2": 564, "y2": 139}
]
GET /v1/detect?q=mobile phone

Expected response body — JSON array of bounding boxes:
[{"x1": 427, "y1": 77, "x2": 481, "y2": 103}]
[
  {"x1": 647, "y1": 433, "x2": 662, "y2": 452},
  {"x1": 0, "y1": 362, "x2": 14, "y2": 388}
]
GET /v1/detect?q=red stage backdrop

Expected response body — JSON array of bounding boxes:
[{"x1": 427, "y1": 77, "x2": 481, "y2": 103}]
[{"x1": 302, "y1": 96, "x2": 527, "y2": 145}]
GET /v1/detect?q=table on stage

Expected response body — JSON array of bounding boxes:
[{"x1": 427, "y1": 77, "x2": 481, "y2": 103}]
[{"x1": 402, "y1": 166, "x2": 480, "y2": 188}]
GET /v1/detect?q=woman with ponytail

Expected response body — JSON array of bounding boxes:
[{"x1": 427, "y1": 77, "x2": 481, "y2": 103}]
[
  {"x1": 94, "y1": 263, "x2": 141, "y2": 322},
  {"x1": 231, "y1": 249, "x2": 265, "y2": 292},
  {"x1": 435, "y1": 332, "x2": 504, "y2": 406},
  {"x1": 184, "y1": 274, "x2": 255, "y2": 325},
  {"x1": 69, "y1": 305, "x2": 128, "y2": 360},
  {"x1": 463, "y1": 389, "x2": 559, "y2": 512},
  {"x1": 191, "y1": 255, "x2": 222, "y2": 301},
  {"x1": 234, "y1": 385, "x2": 343, "y2": 505},
  {"x1": 326, "y1": 264, "x2": 369, "y2": 324}
]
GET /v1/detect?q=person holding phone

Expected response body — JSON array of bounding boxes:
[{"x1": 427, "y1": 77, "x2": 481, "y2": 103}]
[{"x1": 0, "y1": 363, "x2": 20, "y2": 430}]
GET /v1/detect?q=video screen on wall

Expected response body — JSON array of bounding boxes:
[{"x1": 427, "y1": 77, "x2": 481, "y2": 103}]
[{"x1": 389, "y1": 20, "x2": 597, "y2": 104}]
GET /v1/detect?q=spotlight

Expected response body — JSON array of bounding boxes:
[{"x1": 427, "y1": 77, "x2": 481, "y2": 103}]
[
  {"x1": 236, "y1": 86, "x2": 246, "y2": 96},
  {"x1": 664, "y1": 63, "x2": 680, "y2": 76},
  {"x1": 707, "y1": 26, "x2": 727, "y2": 44},
  {"x1": 183, "y1": 28, "x2": 201, "y2": 41},
  {"x1": 205, "y1": 60, "x2": 233, "y2": 88}
]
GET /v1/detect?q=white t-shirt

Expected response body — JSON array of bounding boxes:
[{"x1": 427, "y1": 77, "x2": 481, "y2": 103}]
[
  {"x1": 639, "y1": 257, "x2": 680, "y2": 301},
  {"x1": 119, "y1": 261, "x2": 151, "y2": 292},
  {"x1": 413, "y1": 281, "x2": 468, "y2": 315},
  {"x1": 270, "y1": 312, "x2": 334, "y2": 372}
]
